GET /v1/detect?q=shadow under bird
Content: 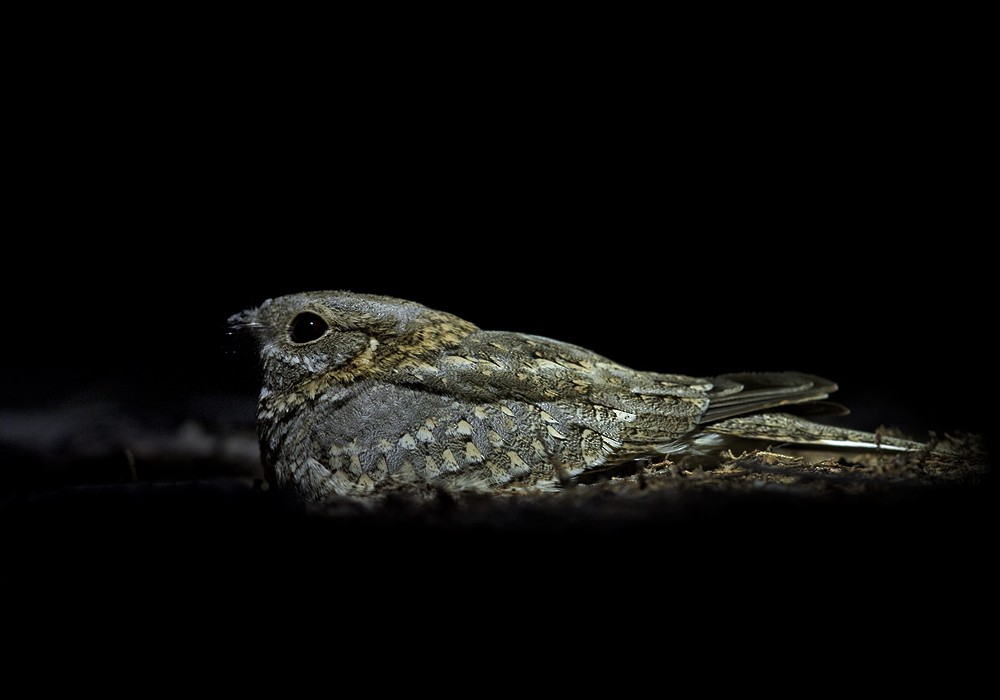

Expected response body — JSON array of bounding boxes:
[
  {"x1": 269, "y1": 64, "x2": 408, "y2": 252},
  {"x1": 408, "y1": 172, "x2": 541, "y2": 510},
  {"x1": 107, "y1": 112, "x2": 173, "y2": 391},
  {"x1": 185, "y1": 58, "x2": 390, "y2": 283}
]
[{"x1": 229, "y1": 291, "x2": 922, "y2": 500}]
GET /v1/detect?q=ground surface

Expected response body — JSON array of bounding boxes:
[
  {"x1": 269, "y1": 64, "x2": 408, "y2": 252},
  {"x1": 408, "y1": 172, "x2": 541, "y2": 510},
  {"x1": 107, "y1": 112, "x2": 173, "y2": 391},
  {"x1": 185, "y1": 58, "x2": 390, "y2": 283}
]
[
  {"x1": 1, "y1": 384, "x2": 994, "y2": 685},
  {"x1": 2, "y1": 386, "x2": 991, "y2": 592}
]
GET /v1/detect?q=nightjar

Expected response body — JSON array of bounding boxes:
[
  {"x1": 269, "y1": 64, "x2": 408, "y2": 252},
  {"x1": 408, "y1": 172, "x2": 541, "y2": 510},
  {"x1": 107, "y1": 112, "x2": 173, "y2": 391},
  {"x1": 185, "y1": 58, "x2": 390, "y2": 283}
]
[{"x1": 229, "y1": 291, "x2": 921, "y2": 500}]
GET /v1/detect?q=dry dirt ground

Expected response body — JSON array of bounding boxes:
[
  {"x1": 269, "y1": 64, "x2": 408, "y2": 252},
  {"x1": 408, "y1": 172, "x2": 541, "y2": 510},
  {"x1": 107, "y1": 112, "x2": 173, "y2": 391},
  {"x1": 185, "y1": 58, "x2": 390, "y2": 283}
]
[
  {"x1": 0, "y1": 370, "x2": 991, "y2": 606},
  {"x1": 2, "y1": 408, "x2": 993, "y2": 683},
  {"x1": 2, "y1": 408, "x2": 991, "y2": 587}
]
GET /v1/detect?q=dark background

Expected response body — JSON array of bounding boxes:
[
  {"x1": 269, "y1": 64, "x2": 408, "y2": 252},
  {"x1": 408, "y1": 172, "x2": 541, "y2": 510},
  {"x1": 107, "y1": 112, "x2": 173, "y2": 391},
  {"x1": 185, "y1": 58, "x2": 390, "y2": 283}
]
[
  {"x1": 4, "y1": 32, "x2": 989, "y2": 442},
  {"x1": 7, "y1": 234, "x2": 987, "y2": 442},
  {"x1": 2, "y1": 35, "x2": 993, "y2": 639},
  {"x1": 1, "y1": 38, "x2": 995, "y2": 695},
  {"x1": 5, "y1": 101, "x2": 988, "y2": 443}
]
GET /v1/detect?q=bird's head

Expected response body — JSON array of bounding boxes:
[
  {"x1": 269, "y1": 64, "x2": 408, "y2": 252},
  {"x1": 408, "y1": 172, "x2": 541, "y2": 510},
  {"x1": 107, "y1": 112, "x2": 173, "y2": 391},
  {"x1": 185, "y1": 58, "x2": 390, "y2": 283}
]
[{"x1": 228, "y1": 291, "x2": 477, "y2": 398}]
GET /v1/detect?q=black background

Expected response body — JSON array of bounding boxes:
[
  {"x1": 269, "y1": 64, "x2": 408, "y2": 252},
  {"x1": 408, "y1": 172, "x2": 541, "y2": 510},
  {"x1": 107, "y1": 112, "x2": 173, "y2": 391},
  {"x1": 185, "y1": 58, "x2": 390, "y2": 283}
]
[
  {"x1": 5, "y1": 83, "x2": 989, "y2": 442},
  {"x1": 2, "y1": 42, "x2": 993, "y2": 638},
  {"x1": 1, "y1": 33, "x2": 996, "y2": 691}
]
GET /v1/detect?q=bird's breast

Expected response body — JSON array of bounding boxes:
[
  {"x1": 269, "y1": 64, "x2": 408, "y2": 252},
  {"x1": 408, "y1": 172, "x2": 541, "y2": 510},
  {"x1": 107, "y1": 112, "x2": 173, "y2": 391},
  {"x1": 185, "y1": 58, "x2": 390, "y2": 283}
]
[{"x1": 268, "y1": 382, "x2": 610, "y2": 497}]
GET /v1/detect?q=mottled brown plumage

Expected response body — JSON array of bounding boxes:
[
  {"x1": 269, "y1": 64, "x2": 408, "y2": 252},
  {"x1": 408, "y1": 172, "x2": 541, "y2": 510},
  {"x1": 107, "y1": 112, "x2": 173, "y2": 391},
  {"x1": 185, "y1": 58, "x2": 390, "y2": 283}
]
[{"x1": 229, "y1": 291, "x2": 921, "y2": 500}]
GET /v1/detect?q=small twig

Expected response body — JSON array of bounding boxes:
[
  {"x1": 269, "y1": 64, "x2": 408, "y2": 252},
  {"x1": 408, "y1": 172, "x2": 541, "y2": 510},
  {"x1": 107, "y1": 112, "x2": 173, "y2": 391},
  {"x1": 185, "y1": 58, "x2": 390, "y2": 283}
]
[{"x1": 124, "y1": 448, "x2": 138, "y2": 482}]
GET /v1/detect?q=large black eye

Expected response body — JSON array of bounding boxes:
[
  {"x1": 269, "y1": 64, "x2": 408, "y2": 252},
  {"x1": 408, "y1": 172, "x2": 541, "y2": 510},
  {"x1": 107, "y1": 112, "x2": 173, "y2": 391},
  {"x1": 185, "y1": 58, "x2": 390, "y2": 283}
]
[{"x1": 288, "y1": 312, "x2": 329, "y2": 344}]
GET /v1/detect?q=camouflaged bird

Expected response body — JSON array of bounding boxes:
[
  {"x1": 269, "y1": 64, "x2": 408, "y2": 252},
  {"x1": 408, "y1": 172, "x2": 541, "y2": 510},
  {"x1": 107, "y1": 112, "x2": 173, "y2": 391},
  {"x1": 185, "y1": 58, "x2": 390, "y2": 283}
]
[{"x1": 229, "y1": 291, "x2": 923, "y2": 500}]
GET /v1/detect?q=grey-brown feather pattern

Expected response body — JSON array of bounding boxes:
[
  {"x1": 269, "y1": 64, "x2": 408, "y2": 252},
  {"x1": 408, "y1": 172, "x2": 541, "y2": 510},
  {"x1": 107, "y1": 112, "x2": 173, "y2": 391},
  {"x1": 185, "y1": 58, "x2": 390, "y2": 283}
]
[{"x1": 229, "y1": 291, "x2": 922, "y2": 500}]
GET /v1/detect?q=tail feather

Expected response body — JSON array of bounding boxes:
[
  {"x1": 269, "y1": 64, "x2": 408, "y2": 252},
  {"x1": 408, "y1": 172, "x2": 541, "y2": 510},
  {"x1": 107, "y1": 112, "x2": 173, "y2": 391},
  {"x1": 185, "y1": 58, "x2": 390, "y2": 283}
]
[
  {"x1": 700, "y1": 372, "x2": 838, "y2": 424},
  {"x1": 707, "y1": 412, "x2": 925, "y2": 452}
]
